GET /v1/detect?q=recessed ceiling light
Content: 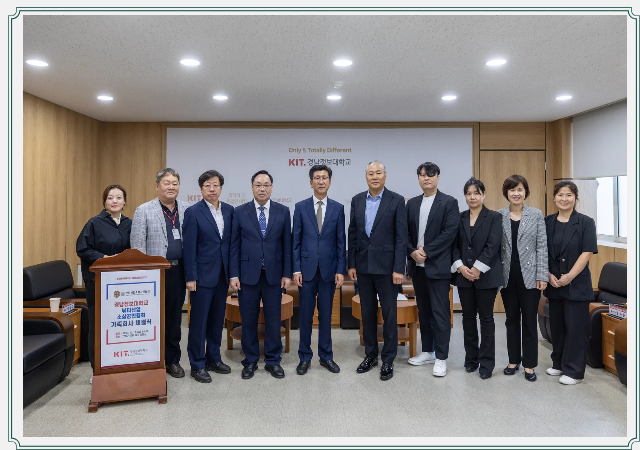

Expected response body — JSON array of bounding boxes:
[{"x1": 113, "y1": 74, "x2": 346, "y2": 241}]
[
  {"x1": 556, "y1": 95, "x2": 572, "y2": 101},
  {"x1": 333, "y1": 60, "x2": 352, "y2": 67},
  {"x1": 213, "y1": 95, "x2": 228, "y2": 101},
  {"x1": 180, "y1": 59, "x2": 200, "y2": 66},
  {"x1": 26, "y1": 60, "x2": 48, "y2": 67},
  {"x1": 486, "y1": 59, "x2": 507, "y2": 66},
  {"x1": 442, "y1": 95, "x2": 457, "y2": 101},
  {"x1": 327, "y1": 95, "x2": 341, "y2": 100},
  {"x1": 97, "y1": 95, "x2": 113, "y2": 101}
]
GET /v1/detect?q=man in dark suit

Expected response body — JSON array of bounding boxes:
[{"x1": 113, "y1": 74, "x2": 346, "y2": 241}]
[
  {"x1": 292, "y1": 164, "x2": 346, "y2": 375},
  {"x1": 406, "y1": 162, "x2": 460, "y2": 377},
  {"x1": 348, "y1": 161, "x2": 407, "y2": 381},
  {"x1": 229, "y1": 170, "x2": 292, "y2": 379},
  {"x1": 183, "y1": 170, "x2": 234, "y2": 383}
]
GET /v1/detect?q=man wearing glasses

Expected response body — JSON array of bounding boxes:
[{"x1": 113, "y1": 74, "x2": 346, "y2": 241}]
[
  {"x1": 182, "y1": 170, "x2": 234, "y2": 383},
  {"x1": 292, "y1": 164, "x2": 346, "y2": 375},
  {"x1": 229, "y1": 170, "x2": 292, "y2": 379}
]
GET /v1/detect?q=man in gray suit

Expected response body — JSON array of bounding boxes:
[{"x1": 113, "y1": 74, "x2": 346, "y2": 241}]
[{"x1": 131, "y1": 168, "x2": 190, "y2": 378}]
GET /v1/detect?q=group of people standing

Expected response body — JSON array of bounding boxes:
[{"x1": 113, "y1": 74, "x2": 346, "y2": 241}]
[{"x1": 76, "y1": 160, "x2": 597, "y2": 387}]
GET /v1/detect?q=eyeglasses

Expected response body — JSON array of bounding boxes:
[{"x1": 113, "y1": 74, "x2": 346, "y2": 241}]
[
  {"x1": 313, "y1": 176, "x2": 330, "y2": 182},
  {"x1": 418, "y1": 172, "x2": 437, "y2": 178},
  {"x1": 253, "y1": 184, "x2": 272, "y2": 189},
  {"x1": 203, "y1": 184, "x2": 221, "y2": 190}
]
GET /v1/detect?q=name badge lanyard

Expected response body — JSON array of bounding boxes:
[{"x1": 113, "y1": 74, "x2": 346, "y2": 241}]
[{"x1": 163, "y1": 208, "x2": 181, "y2": 239}]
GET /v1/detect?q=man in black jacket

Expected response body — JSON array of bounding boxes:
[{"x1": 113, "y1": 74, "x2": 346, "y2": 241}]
[
  {"x1": 406, "y1": 162, "x2": 459, "y2": 377},
  {"x1": 348, "y1": 161, "x2": 407, "y2": 381}
]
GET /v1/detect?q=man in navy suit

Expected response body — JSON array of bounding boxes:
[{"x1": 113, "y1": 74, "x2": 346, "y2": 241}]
[
  {"x1": 406, "y1": 162, "x2": 460, "y2": 377},
  {"x1": 348, "y1": 161, "x2": 408, "y2": 381},
  {"x1": 292, "y1": 164, "x2": 346, "y2": 375},
  {"x1": 183, "y1": 170, "x2": 234, "y2": 383},
  {"x1": 229, "y1": 170, "x2": 292, "y2": 379}
]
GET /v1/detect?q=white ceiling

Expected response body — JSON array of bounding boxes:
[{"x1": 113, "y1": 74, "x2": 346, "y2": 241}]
[{"x1": 23, "y1": 14, "x2": 627, "y2": 122}]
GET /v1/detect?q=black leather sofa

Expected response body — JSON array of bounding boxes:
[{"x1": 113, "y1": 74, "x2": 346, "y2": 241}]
[
  {"x1": 23, "y1": 311, "x2": 75, "y2": 407},
  {"x1": 23, "y1": 260, "x2": 89, "y2": 362}
]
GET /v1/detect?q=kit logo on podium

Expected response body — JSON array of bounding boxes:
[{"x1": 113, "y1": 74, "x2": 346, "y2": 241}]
[{"x1": 100, "y1": 269, "x2": 161, "y2": 368}]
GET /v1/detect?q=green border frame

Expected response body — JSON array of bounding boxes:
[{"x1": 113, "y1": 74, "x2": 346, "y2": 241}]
[{"x1": 8, "y1": 6, "x2": 639, "y2": 449}]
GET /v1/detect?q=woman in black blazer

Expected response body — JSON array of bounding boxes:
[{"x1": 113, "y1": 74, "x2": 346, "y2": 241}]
[
  {"x1": 76, "y1": 184, "x2": 132, "y2": 380},
  {"x1": 544, "y1": 180, "x2": 598, "y2": 385},
  {"x1": 452, "y1": 178, "x2": 504, "y2": 379}
]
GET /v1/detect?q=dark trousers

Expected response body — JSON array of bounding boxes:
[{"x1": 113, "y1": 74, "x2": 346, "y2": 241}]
[
  {"x1": 458, "y1": 286, "x2": 497, "y2": 374},
  {"x1": 357, "y1": 273, "x2": 397, "y2": 364},
  {"x1": 85, "y1": 278, "x2": 96, "y2": 370},
  {"x1": 298, "y1": 269, "x2": 336, "y2": 362},
  {"x1": 165, "y1": 263, "x2": 186, "y2": 365},
  {"x1": 187, "y1": 267, "x2": 229, "y2": 370},
  {"x1": 239, "y1": 270, "x2": 282, "y2": 366},
  {"x1": 412, "y1": 269, "x2": 451, "y2": 359},
  {"x1": 501, "y1": 261, "x2": 540, "y2": 368},
  {"x1": 549, "y1": 298, "x2": 590, "y2": 379}
]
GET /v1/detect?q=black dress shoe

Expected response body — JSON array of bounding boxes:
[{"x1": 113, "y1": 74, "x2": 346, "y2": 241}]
[
  {"x1": 479, "y1": 372, "x2": 492, "y2": 380},
  {"x1": 380, "y1": 362, "x2": 394, "y2": 381},
  {"x1": 206, "y1": 361, "x2": 231, "y2": 374},
  {"x1": 524, "y1": 370, "x2": 537, "y2": 382},
  {"x1": 465, "y1": 365, "x2": 479, "y2": 373},
  {"x1": 190, "y1": 368, "x2": 212, "y2": 383},
  {"x1": 166, "y1": 363, "x2": 185, "y2": 378},
  {"x1": 241, "y1": 363, "x2": 258, "y2": 380},
  {"x1": 503, "y1": 364, "x2": 520, "y2": 375},
  {"x1": 320, "y1": 359, "x2": 340, "y2": 373},
  {"x1": 356, "y1": 356, "x2": 378, "y2": 373},
  {"x1": 297, "y1": 361, "x2": 311, "y2": 375},
  {"x1": 265, "y1": 364, "x2": 285, "y2": 379}
]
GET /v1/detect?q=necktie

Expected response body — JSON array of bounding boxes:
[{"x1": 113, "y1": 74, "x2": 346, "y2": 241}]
[
  {"x1": 258, "y1": 206, "x2": 266, "y2": 267},
  {"x1": 258, "y1": 206, "x2": 267, "y2": 238},
  {"x1": 316, "y1": 200, "x2": 323, "y2": 233}
]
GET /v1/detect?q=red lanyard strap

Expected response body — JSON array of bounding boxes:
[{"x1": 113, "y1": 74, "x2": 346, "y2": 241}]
[{"x1": 162, "y1": 208, "x2": 178, "y2": 228}]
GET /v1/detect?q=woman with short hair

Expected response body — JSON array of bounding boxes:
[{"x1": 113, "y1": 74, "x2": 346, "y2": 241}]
[
  {"x1": 544, "y1": 180, "x2": 597, "y2": 385},
  {"x1": 498, "y1": 175, "x2": 548, "y2": 382},
  {"x1": 76, "y1": 184, "x2": 132, "y2": 380}
]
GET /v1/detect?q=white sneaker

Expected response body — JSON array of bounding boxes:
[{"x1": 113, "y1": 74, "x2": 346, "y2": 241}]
[
  {"x1": 546, "y1": 368, "x2": 563, "y2": 376},
  {"x1": 89, "y1": 376, "x2": 93, "y2": 385},
  {"x1": 408, "y1": 351, "x2": 436, "y2": 366},
  {"x1": 559, "y1": 375, "x2": 583, "y2": 385},
  {"x1": 432, "y1": 359, "x2": 447, "y2": 377}
]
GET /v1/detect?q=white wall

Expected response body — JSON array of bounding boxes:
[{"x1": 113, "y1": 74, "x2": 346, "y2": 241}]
[{"x1": 572, "y1": 100, "x2": 627, "y2": 178}]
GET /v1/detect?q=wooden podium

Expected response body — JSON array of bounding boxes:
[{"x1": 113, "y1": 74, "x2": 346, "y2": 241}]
[{"x1": 88, "y1": 249, "x2": 171, "y2": 412}]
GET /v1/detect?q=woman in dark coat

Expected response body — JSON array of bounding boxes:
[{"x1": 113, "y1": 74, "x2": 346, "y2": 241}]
[
  {"x1": 76, "y1": 184, "x2": 132, "y2": 380},
  {"x1": 544, "y1": 180, "x2": 598, "y2": 385},
  {"x1": 451, "y1": 178, "x2": 504, "y2": 379}
]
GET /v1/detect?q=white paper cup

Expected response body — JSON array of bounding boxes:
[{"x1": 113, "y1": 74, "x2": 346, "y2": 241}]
[{"x1": 49, "y1": 298, "x2": 61, "y2": 313}]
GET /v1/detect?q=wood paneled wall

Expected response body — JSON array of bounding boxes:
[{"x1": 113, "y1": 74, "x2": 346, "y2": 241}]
[
  {"x1": 23, "y1": 94, "x2": 163, "y2": 276},
  {"x1": 100, "y1": 122, "x2": 163, "y2": 214},
  {"x1": 23, "y1": 93, "x2": 102, "y2": 271},
  {"x1": 479, "y1": 122, "x2": 546, "y2": 150}
]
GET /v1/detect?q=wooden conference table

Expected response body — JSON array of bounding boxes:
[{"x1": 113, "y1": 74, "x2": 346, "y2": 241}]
[
  {"x1": 225, "y1": 294, "x2": 294, "y2": 353},
  {"x1": 351, "y1": 295, "x2": 419, "y2": 358}
]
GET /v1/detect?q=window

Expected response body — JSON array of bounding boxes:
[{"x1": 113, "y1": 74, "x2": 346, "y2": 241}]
[{"x1": 596, "y1": 176, "x2": 627, "y2": 243}]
